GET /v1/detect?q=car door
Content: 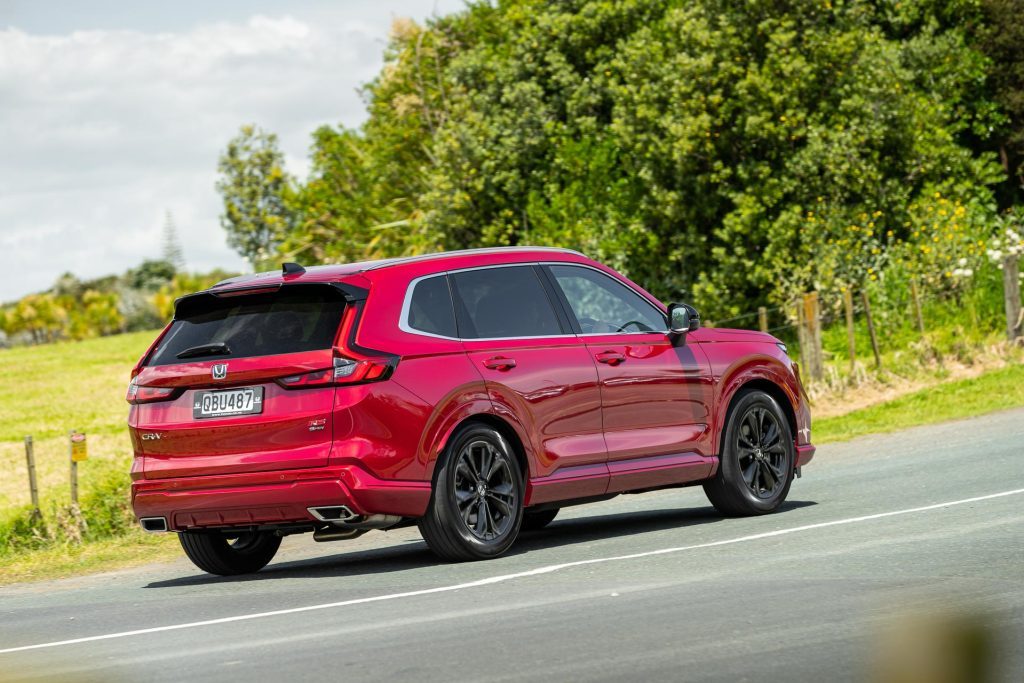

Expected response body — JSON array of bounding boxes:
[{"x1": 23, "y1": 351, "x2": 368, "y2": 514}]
[
  {"x1": 543, "y1": 263, "x2": 716, "y2": 492},
  {"x1": 450, "y1": 264, "x2": 608, "y2": 503}
]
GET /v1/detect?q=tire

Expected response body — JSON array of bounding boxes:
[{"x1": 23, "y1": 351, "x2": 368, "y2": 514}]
[
  {"x1": 418, "y1": 423, "x2": 524, "y2": 561},
  {"x1": 521, "y1": 508, "x2": 559, "y2": 531},
  {"x1": 704, "y1": 389, "x2": 795, "y2": 517},
  {"x1": 178, "y1": 530, "x2": 281, "y2": 576}
]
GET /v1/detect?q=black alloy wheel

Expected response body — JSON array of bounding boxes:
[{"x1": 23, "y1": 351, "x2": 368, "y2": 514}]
[
  {"x1": 453, "y1": 439, "x2": 518, "y2": 541},
  {"x1": 419, "y1": 423, "x2": 524, "y2": 561},
  {"x1": 736, "y1": 405, "x2": 787, "y2": 499},
  {"x1": 704, "y1": 390, "x2": 795, "y2": 516}
]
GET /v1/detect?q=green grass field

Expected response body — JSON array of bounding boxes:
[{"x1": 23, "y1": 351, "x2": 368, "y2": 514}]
[
  {"x1": 0, "y1": 331, "x2": 186, "y2": 584},
  {"x1": 0, "y1": 329, "x2": 1022, "y2": 584}
]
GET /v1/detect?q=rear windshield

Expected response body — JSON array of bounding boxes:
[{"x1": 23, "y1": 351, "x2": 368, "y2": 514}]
[{"x1": 148, "y1": 285, "x2": 346, "y2": 366}]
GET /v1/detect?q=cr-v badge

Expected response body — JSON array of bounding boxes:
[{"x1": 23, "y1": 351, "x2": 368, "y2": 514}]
[{"x1": 212, "y1": 363, "x2": 228, "y2": 380}]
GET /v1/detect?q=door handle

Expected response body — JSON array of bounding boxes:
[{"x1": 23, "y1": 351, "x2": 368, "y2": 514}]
[
  {"x1": 595, "y1": 350, "x2": 626, "y2": 366},
  {"x1": 483, "y1": 356, "x2": 517, "y2": 371}
]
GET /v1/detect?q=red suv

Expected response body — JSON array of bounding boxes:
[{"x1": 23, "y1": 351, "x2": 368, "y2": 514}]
[{"x1": 128, "y1": 248, "x2": 814, "y2": 575}]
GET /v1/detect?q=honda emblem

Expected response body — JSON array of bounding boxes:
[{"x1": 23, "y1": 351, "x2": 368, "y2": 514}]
[{"x1": 211, "y1": 363, "x2": 228, "y2": 380}]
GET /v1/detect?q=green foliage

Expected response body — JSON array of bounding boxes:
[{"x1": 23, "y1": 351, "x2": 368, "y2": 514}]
[
  {"x1": 244, "y1": 0, "x2": 1016, "y2": 320},
  {"x1": 217, "y1": 124, "x2": 296, "y2": 269},
  {"x1": 125, "y1": 259, "x2": 176, "y2": 292},
  {"x1": 1, "y1": 261, "x2": 237, "y2": 347},
  {"x1": 3, "y1": 293, "x2": 68, "y2": 343},
  {"x1": 974, "y1": 0, "x2": 1024, "y2": 207}
]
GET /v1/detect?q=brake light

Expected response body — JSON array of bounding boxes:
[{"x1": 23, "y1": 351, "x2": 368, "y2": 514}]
[
  {"x1": 126, "y1": 378, "x2": 178, "y2": 404},
  {"x1": 276, "y1": 356, "x2": 395, "y2": 389}
]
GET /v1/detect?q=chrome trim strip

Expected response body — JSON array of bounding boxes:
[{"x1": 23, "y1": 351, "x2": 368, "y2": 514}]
[
  {"x1": 307, "y1": 506, "x2": 357, "y2": 523},
  {"x1": 397, "y1": 261, "x2": 671, "y2": 341},
  {"x1": 139, "y1": 517, "x2": 168, "y2": 533}
]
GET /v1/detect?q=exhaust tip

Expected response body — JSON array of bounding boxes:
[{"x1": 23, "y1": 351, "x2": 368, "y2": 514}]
[
  {"x1": 140, "y1": 517, "x2": 168, "y2": 533},
  {"x1": 307, "y1": 506, "x2": 356, "y2": 523}
]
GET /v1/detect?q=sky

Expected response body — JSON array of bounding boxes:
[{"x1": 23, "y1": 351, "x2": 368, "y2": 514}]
[{"x1": 0, "y1": 0, "x2": 467, "y2": 302}]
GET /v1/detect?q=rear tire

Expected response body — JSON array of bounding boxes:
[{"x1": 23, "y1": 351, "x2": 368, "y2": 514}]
[
  {"x1": 521, "y1": 508, "x2": 559, "y2": 531},
  {"x1": 419, "y1": 423, "x2": 524, "y2": 561},
  {"x1": 704, "y1": 389, "x2": 795, "y2": 516},
  {"x1": 178, "y1": 530, "x2": 281, "y2": 576}
]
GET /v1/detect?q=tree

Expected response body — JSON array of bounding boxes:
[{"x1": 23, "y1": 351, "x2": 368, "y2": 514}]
[
  {"x1": 216, "y1": 125, "x2": 295, "y2": 269},
  {"x1": 272, "y1": 0, "x2": 1001, "y2": 316},
  {"x1": 161, "y1": 211, "x2": 185, "y2": 271},
  {"x1": 975, "y1": 0, "x2": 1024, "y2": 209},
  {"x1": 126, "y1": 259, "x2": 176, "y2": 291},
  {"x1": 8, "y1": 294, "x2": 68, "y2": 343}
]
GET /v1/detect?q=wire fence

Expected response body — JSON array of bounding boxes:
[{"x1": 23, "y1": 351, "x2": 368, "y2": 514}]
[{"x1": 702, "y1": 255, "x2": 1023, "y2": 384}]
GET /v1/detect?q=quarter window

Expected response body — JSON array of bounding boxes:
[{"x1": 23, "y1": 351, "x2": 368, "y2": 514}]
[
  {"x1": 450, "y1": 266, "x2": 563, "y2": 339},
  {"x1": 406, "y1": 275, "x2": 457, "y2": 337},
  {"x1": 548, "y1": 265, "x2": 666, "y2": 333}
]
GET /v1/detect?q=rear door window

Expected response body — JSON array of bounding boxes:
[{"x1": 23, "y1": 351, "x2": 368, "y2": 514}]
[
  {"x1": 450, "y1": 265, "x2": 564, "y2": 339},
  {"x1": 148, "y1": 285, "x2": 346, "y2": 366}
]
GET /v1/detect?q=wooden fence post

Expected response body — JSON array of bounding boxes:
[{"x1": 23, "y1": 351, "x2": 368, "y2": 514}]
[
  {"x1": 861, "y1": 290, "x2": 882, "y2": 369},
  {"x1": 795, "y1": 299, "x2": 808, "y2": 368},
  {"x1": 843, "y1": 288, "x2": 856, "y2": 373},
  {"x1": 1004, "y1": 255, "x2": 1022, "y2": 342},
  {"x1": 802, "y1": 292, "x2": 824, "y2": 382},
  {"x1": 758, "y1": 306, "x2": 768, "y2": 333},
  {"x1": 910, "y1": 278, "x2": 925, "y2": 336},
  {"x1": 69, "y1": 430, "x2": 78, "y2": 505},
  {"x1": 24, "y1": 435, "x2": 40, "y2": 519}
]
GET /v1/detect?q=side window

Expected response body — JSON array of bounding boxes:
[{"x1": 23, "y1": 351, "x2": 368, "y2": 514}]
[
  {"x1": 405, "y1": 274, "x2": 457, "y2": 337},
  {"x1": 548, "y1": 265, "x2": 666, "y2": 334},
  {"x1": 450, "y1": 266, "x2": 563, "y2": 339}
]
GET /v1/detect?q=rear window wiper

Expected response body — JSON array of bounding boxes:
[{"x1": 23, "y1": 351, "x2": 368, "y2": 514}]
[{"x1": 176, "y1": 342, "x2": 231, "y2": 359}]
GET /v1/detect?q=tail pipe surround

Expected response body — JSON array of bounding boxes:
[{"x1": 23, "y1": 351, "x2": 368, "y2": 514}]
[
  {"x1": 307, "y1": 506, "x2": 401, "y2": 531},
  {"x1": 140, "y1": 517, "x2": 168, "y2": 532}
]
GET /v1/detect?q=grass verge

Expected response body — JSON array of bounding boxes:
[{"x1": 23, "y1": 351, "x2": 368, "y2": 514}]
[
  {"x1": 814, "y1": 361, "x2": 1024, "y2": 443},
  {"x1": 0, "y1": 530, "x2": 181, "y2": 586}
]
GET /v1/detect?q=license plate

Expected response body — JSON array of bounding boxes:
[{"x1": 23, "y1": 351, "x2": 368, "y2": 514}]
[{"x1": 193, "y1": 387, "x2": 263, "y2": 419}]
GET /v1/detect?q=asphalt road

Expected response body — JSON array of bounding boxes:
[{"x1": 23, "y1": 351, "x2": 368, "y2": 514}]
[{"x1": 2, "y1": 408, "x2": 1023, "y2": 682}]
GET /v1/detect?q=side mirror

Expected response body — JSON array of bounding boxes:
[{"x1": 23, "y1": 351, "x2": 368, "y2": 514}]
[{"x1": 668, "y1": 303, "x2": 700, "y2": 335}]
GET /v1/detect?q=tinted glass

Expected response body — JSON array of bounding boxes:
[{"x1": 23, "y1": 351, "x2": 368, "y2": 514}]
[
  {"x1": 407, "y1": 275, "x2": 457, "y2": 337},
  {"x1": 148, "y1": 285, "x2": 346, "y2": 366},
  {"x1": 549, "y1": 265, "x2": 666, "y2": 333},
  {"x1": 451, "y1": 266, "x2": 563, "y2": 338}
]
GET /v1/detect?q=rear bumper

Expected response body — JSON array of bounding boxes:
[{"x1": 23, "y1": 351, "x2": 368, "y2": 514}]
[
  {"x1": 131, "y1": 464, "x2": 431, "y2": 531},
  {"x1": 796, "y1": 443, "x2": 816, "y2": 467}
]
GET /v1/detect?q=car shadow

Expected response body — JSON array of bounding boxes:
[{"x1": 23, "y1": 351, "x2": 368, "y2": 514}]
[{"x1": 144, "y1": 499, "x2": 816, "y2": 588}]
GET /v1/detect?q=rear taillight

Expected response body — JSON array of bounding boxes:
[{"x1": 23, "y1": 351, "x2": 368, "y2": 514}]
[
  {"x1": 276, "y1": 355, "x2": 395, "y2": 389},
  {"x1": 126, "y1": 378, "x2": 178, "y2": 404}
]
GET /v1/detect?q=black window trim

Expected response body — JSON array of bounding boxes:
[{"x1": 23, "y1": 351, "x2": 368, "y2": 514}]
[
  {"x1": 399, "y1": 263, "x2": 577, "y2": 341},
  {"x1": 398, "y1": 261, "x2": 669, "y2": 341}
]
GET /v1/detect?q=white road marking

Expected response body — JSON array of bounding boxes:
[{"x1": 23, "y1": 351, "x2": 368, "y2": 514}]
[{"x1": 2, "y1": 486, "x2": 1022, "y2": 655}]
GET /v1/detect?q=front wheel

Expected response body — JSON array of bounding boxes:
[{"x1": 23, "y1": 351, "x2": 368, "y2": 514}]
[
  {"x1": 704, "y1": 390, "x2": 795, "y2": 516},
  {"x1": 179, "y1": 530, "x2": 281, "y2": 576},
  {"x1": 418, "y1": 423, "x2": 524, "y2": 561}
]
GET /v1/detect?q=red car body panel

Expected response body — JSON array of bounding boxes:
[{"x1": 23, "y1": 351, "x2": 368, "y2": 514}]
[{"x1": 128, "y1": 247, "x2": 815, "y2": 531}]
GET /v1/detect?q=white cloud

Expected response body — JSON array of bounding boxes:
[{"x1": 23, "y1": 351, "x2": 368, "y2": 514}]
[{"x1": 0, "y1": 6, "x2": 461, "y2": 301}]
